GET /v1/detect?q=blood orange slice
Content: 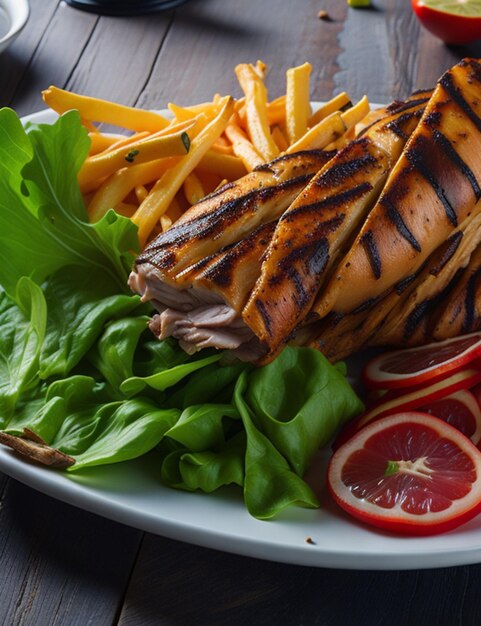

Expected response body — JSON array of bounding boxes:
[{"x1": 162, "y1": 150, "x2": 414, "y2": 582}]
[
  {"x1": 418, "y1": 390, "x2": 481, "y2": 446},
  {"x1": 342, "y1": 367, "x2": 481, "y2": 439},
  {"x1": 363, "y1": 332, "x2": 481, "y2": 390},
  {"x1": 328, "y1": 412, "x2": 481, "y2": 535}
]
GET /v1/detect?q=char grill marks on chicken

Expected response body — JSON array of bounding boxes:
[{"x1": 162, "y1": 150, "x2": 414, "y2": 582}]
[
  {"x1": 314, "y1": 59, "x2": 481, "y2": 323},
  {"x1": 242, "y1": 95, "x2": 428, "y2": 357},
  {"x1": 130, "y1": 58, "x2": 481, "y2": 364},
  {"x1": 129, "y1": 149, "x2": 334, "y2": 359}
]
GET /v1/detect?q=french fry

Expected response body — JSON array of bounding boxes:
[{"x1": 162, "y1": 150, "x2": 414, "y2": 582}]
[
  {"x1": 132, "y1": 97, "x2": 235, "y2": 244},
  {"x1": 234, "y1": 97, "x2": 246, "y2": 113},
  {"x1": 88, "y1": 132, "x2": 118, "y2": 156},
  {"x1": 197, "y1": 150, "x2": 247, "y2": 180},
  {"x1": 210, "y1": 140, "x2": 234, "y2": 155},
  {"x1": 285, "y1": 62, "x2": 312, "y2": 144},
  {"x1": 135, "y1": 185, "x2": 149, "y2": 203},
  {"x1": 160, "y1": 215, "x2": 172, "y2": 232},
  {"x1": 114, "y1": 202, "x2": 138, "y2": 217},
  {"x1": 168, "y1": 102, "x2": 219, "y2": 122},
  {"x1": 235, "y1": 63, "x2": 279, "y2": 161},
  {"x1": 308, "y1": 92, "x2": 352, "y2": 127},
  {"x1": 168, "y1": 103, "x2": 199, "y2": 121},
  {"x1": 236, "y1": 97, "x2": 285, "y2": 128},
  {"x1": 88, "y1": 158, "x2": 178, "y2": 222},
  {"x1": 340, "y1": 95, "x2": 370, "y2": 128},
  {"x1": 183, "y1": 172, "x2": 206, "y2": 205},
  {"x1": 286, "y1": 111, "x2": 346, "y2": 153},
  {"x1": 286, "y1": 96, "x2": 370, "y2": 154},
  {"x1": 266, "y1": 95, "x2": 286, "y2": 126},
  {"x1": 42, "y1": 86, "x2": 170, "y2": 132},
  {"x1": 64, "y1": 62, "x2": 372, "y2": 241},
  {"x1": 78, "y1": 124, "x2": 193, "y2": 193},
  {"x1": 105, "y1": 131, "x2": 150, "y2": 152},
  {"x1": 254, "y1": 59, "x2": 267, "y2": 78},
  {"x1": 225, "y1": 120, "x2": 264, "y2": 171},
  {"x1": 271, "y1": 125, "x2": 289, "y2": 152},
  {"x1": 82, "y1": 119, "x2": 98, "y2": 134},
  {"x1": 165, "y1": 195, "x2": 183, "y2": 222},
  {"x1": 215, "y1": 179, "x2": 229, "y2": 191}
]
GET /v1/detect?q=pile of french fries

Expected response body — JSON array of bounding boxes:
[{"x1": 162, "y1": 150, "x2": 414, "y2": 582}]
[{"x1": 42, "y1": 61, "x2": 370, "y2": 246}]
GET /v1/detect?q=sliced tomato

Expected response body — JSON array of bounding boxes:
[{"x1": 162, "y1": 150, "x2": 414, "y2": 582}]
[
  {"x1": 328, "y1": 412, "x2": 481, "y2": 535},
  {"x1": 412, "y1": 0, "x2": 481, "y2": 45},
  {"x1": 363, "y1": 333, "x2": 481, "y2": 390},
  {"x1": 335, "y1": 367, "x2": 481, "y2": 448}
]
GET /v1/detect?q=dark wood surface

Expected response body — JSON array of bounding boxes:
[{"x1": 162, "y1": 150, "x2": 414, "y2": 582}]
[{"x1": 2, "y1": 1, "x2": 481, "y2": 623}]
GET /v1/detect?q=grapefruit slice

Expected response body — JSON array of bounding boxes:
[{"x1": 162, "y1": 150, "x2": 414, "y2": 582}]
[
  {"x1": 363, "y1": 332, "x2": 481, "y2": 390},
  {"x1": 328, "y1": 412, "x2": 481, "y2": 535},
  {"x1": 418, "y1": 390, "x2": 481, "y2": 446}
]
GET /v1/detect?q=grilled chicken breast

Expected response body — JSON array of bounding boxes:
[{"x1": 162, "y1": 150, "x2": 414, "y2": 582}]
[
  {"x1": 129, "y1": 150, "x2": 334, "y2": 359},
  {"x1": 242, "y1": 96, "x2": 428, "y2": 355},
  {"x1": 134, "y1": 149, "x2": 333, "y2": 283},
  {"x1": 129, "y1": 59, "x2": 481, "y2": 365},
  {"x1": 369, "y1": 207, "x2": 481, "y2": 347},
  {"x1": 314, "y1": 59, "x2": 481, "y2": 321},
  {"x1": 432, "y1": 244, "x2": 481, "y2": 339}
]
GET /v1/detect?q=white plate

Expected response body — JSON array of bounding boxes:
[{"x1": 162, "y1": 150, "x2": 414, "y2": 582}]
[{"x1": 2, "y1": 108, "x2": 481, "y2": 571}]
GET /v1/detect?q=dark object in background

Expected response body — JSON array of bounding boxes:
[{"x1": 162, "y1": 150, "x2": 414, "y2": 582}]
[{"x1": 65, "y1": 0, "x2": 192, "y2": 16}]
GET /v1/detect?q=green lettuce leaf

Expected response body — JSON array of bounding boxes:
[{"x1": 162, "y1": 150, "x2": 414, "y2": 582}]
[
  {"x1": 88, "y1": 315, "x2": 152, "y2": 391},
  {"x1": 165, "y1": 404, "x2": 240, "y2": 451},
  {"x1": 243, "y1": 346, "x2": 364, "y2": 476},
  {"x1": 68, "y1": 398, "x2": 180, "y2": 470},
  {"x1": 161, "y1": 432, "x2": 245, "y2": 493},
  {"x1": 120, "y1": 353, "x2": 223, "y2": 396},
  {"x1": 39, "y1": 266, "x2": 142, "y2": 379},
  {"x1": 0, "y1": 278, "x2": 46, "y2": 426},
  {"x1": 4, "y1": 373, "x2": 180, "y2": 470},
  {"x1": 167, "y1": 361, "x2": 250, "y2": 408},
  {"x1": 234, "y1": 372, "x2": 319, "y2": 519},
  {"x1": 0, "y1": 108, "x2": 139, "y2": 298}
]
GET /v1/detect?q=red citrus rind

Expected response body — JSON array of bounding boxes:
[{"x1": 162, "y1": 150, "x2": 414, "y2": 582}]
[
  {"x1": 335, "y1": 367, "x2": 481, "y2": 449},
  {"x1": 328, "y1": 412, "x2": 481, "y2": 535},
  {"x1": 418, "y1": 389, "x2": 481, "y2": 447},
  {"x1": 363, "y1": 332, "x2": 481, "y2": 390}
]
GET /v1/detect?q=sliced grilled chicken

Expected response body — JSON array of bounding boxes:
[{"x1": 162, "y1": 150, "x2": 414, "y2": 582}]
[
  {"x1": 431, "y1": 245, "x2": 481, "y2": 339},
  {"x1": 177, "y1": 220, "x2": 277, "y2": 312},
  {"x1": 313, "y1": 59, "x2": 481, "y2": 321},
  {"x1": 133, "y1": 149, "x2": 334, "y2": 282},
  {"x1": 143, "y1": 222, "x2": 277, "y2": 359},
  {"x1": 242, "y1": 96, "x2": 428, "y2": 354},
  {"x1": 309, "y1": 202, "x2": 481, "y2": 362},
  {"x1": 369, "y1": 208, "x2": 481, "y2": 347},
  {"x1": 129, "y1": 151, "x2": 333, "y2": 359}
]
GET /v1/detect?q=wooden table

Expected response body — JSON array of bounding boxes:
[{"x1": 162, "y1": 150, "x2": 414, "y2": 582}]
[{"x1": 2, "y1": 1, "x2": 481, "y2": 623}]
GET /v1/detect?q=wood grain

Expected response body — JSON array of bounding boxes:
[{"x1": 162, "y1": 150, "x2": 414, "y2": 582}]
[
  {"x1": 9, "y1": 2, "x2": 98, "y2": 116},
  {"x1": 134, "y1": 0, "x2": 347, "y2": 110},
  {"x1": 118, "y1": 534, "x2": 481, "y2": 626},
  {"x1": 0, "y1": 0, "x2": 60, "y2": 113},
  {"x1": 0, "y1": 477, "x2": 142, "y2": 626}
]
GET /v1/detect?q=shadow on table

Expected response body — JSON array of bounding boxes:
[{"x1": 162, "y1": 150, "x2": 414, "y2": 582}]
[{"x1": 118, "y1": 533, "x2": 481, "y2": 626}]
